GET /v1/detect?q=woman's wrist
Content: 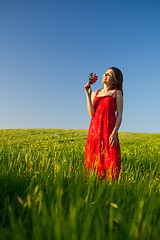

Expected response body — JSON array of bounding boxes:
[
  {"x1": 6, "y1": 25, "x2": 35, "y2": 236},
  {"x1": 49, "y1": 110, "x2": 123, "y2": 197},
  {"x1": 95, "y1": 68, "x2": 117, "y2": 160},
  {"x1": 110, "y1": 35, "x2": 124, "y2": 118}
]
[{"x1": 112, "y1": 129, "x2": 118, "y2": 135}]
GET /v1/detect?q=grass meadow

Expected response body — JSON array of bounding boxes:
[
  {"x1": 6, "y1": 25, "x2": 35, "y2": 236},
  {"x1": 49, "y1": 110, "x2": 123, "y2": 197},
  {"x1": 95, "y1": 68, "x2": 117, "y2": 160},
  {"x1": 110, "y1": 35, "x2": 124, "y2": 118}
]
[{"x1": 0, "y1": 129, "x2": 160, "y2": 240}]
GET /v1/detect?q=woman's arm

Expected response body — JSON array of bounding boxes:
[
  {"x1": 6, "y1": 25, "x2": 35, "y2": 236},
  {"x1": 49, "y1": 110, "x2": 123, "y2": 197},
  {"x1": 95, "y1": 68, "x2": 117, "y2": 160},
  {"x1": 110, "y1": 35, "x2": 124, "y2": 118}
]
[
  {"x1": 109, "y1": 90, "x2": 123, "y2": 146},
  {"x1": 84, "y1": 82, "x2": 96, "y2": 117}
]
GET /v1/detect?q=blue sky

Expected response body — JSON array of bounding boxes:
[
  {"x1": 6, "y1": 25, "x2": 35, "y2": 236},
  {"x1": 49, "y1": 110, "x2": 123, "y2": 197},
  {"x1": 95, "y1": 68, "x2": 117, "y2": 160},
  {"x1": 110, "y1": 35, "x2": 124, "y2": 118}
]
[{"x1": 0, "y1": 0, "x2": 160, "y2": 133}]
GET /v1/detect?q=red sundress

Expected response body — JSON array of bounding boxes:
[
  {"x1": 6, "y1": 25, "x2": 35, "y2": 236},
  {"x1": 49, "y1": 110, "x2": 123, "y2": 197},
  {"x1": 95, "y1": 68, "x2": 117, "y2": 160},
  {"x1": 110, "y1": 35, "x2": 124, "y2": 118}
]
[{"x1": 84, "y1": 89, "x2": 121, "y2": 180}]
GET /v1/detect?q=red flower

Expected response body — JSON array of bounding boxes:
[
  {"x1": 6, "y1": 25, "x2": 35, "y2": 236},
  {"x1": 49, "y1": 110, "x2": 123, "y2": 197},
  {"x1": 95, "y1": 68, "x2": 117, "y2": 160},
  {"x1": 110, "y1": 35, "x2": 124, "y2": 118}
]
[
  {"x1": 89, "y1": 72, "x2": 98, "y2": 85},
  {"x1": 29, "y1": 164, "x2": 33, "y2": 172}
]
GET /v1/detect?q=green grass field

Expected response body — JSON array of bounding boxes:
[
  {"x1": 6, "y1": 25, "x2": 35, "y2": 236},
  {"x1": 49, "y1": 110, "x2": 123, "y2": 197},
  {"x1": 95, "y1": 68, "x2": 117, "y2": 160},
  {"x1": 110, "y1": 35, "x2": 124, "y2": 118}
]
[{"x1": 0, "y1": 129, "x2": 160, "y2": 240}]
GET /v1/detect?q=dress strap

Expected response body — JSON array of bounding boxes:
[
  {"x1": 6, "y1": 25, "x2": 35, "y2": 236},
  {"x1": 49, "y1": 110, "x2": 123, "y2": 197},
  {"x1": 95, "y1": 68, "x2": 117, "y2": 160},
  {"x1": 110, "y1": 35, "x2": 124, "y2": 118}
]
[
  {"x1": 95, "y1": 90, "x2": 100, "y2": 97},
  {"x1": 112, "y1": 89, "x2": 117, "y2": 100}
]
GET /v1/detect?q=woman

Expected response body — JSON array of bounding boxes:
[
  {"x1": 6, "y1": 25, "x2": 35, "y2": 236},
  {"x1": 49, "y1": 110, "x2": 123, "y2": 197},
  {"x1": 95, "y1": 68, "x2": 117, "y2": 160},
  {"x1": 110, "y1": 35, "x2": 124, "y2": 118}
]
[{"x1": 84, "y1": 67, "x2": 123, "y2": 180}]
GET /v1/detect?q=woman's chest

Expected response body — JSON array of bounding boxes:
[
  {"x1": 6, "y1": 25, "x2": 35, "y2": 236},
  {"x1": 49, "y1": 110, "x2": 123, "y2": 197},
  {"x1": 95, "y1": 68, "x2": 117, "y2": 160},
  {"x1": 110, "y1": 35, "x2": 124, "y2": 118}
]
[{"x1": 94, "y1": 96, "x2": 116, "y2": 112}]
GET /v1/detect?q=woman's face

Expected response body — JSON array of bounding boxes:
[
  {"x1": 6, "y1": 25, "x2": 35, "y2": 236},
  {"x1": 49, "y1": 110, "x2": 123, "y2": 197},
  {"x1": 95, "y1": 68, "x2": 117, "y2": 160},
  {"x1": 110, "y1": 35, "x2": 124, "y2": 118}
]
[{"x1": 102, "y1": 69, "x2": 115, "y2": 86}]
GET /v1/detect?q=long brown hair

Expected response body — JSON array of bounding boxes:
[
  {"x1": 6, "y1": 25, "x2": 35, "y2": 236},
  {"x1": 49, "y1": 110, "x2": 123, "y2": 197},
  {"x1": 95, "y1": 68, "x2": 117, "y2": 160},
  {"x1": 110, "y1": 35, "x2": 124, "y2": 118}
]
[{"x1": 102, "y1": 67, "x2": 123, "y2": 95}]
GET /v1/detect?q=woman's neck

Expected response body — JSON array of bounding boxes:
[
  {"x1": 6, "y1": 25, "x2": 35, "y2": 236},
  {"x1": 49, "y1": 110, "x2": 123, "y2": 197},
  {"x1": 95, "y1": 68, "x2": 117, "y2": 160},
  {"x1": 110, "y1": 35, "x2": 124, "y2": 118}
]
[{"x1": 102, "y1": 85, "x2": 113, "y2": 92}]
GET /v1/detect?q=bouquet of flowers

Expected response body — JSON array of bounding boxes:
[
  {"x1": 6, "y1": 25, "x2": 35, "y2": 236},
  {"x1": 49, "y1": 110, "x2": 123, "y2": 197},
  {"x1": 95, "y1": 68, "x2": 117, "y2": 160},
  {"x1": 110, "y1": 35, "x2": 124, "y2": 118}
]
[{"x1": 87, "y1": 72, "x2": 98, "y2": 88}]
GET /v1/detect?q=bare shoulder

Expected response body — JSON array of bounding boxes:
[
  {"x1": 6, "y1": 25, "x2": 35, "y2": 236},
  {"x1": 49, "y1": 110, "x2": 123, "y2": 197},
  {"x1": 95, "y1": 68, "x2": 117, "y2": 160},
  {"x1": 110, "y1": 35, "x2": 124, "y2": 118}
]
[
  {"x1": 91, "y1": 91, "x2": 97, "y2": 104},
  {"x1": 116, "y1": 90, "x2": 123, "y2": 112},
  {"x1": 92, "y1": 91, "x2": 97, "y2": 97},
  {"x1": 116, "y1": 90, "x2": 123, "y2": 98}
]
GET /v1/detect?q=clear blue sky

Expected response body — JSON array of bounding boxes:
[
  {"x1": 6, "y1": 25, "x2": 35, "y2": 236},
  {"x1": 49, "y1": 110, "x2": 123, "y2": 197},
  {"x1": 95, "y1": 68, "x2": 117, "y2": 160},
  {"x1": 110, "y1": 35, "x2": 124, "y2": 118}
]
[{"x1": 0, "y1": 0, "x2": 160, "y2": 133}]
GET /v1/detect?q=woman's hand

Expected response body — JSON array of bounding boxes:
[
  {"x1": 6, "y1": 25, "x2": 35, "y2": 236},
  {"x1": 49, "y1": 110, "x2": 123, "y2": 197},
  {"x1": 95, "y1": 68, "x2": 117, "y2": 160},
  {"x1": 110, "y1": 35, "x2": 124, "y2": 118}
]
[
  {"x1": 84, "y1": 82, "x2": 92, "y2": 96},
  {"x1": 109, "y1": 132, "x2": 117, "y2": 147}
]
